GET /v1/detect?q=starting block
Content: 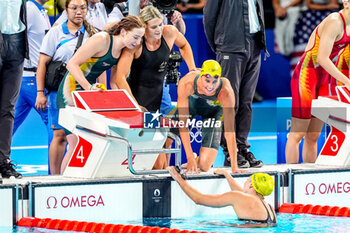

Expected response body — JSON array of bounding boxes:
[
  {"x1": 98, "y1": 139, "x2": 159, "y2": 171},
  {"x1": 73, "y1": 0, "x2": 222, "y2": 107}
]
[
  {"x1": 59, "y1": 90, "x2": 181, "y2": 178},
  {"x1": 311, "y1": 86, "x2": 350, "y2": 166}
]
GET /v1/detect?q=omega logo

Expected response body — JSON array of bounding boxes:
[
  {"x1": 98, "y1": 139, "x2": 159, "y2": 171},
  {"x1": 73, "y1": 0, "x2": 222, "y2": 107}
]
[
  {"x1": 46, "y1": 195, "x2": 104, "y2": 209},
  {"x1": 305, "y1": 182, "x2": 350, "y2": 195}
]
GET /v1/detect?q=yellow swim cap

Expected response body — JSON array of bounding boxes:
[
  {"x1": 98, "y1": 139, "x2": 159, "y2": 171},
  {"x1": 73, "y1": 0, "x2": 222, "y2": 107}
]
[
  {"x1": 251, "y1": 173, "x2": 274, "y2": 196},
  {"x1": 200, "y1": 60, "x2": 221, "y2": 79}
]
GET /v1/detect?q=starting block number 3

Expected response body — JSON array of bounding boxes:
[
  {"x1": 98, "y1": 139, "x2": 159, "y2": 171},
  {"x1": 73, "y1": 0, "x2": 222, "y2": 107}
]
[
  {"x1": 320, "y1": 127, "x2": 345, "y2": 156},
  {"x1": 68, "y1": 136, "x2": 93, "y2": 167}
]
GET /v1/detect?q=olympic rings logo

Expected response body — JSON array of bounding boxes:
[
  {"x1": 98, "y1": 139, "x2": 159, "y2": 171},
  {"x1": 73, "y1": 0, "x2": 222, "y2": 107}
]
[{"x1": 189, "y1": 125, "x2": 202, "y2": 143}]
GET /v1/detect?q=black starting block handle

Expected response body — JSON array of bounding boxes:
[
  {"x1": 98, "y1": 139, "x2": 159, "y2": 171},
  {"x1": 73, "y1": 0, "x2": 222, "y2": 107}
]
[{"x1": 130, "y1": 132, "x2": 182, "y2": 175}]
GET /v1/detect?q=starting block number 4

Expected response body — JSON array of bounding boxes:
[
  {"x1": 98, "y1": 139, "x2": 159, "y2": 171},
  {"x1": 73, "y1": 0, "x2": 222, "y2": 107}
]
[
  {"x1": 320, "y1": 127, "x2": 345, "y2": 156},
  {"x1": 68, "y1": 136, "x2": 93, "y2": 167}
]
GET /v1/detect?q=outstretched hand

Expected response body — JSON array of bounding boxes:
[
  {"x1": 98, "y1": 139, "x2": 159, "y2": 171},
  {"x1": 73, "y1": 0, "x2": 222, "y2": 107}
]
[
  {"x1": 232, "y1": 168, "x2": 249, "y2": 174},
  {"x1": 90, "y1": 83, "x2": 106, "y2": 91},
  {"x1": 167, "y1": 166, "x2": 183, "y2": 183},
  {"x1": 213, "y1": 168, "x2": 229, "y2": 176}
]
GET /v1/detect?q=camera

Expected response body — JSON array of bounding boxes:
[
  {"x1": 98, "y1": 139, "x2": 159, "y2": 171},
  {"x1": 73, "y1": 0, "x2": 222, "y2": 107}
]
[
  {"x1": 102, "y1": 0, "x2": 128, "y2": 15},
  {"x1": 165, "y1": 50, "x2": 183, "y2": 86},
  {"x1": 152, "y1": 0, "x2": 178, "y2": 15}
]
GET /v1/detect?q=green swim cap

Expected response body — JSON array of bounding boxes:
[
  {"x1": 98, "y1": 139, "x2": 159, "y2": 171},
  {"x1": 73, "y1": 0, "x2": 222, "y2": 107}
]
[{"x1": 251, "y1": 173, "x2": 274, "y2": 196}]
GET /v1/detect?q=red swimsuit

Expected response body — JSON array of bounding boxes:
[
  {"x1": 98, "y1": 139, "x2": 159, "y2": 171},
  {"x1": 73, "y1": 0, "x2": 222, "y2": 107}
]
[{"x1": 291, "y1": 12, "x2": 350, "y2": 119}]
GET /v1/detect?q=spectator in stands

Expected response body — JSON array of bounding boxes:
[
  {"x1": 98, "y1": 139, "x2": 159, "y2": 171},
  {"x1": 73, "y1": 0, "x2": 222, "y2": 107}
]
[
  {"x1": 35, "y1": 0, "x2": 97, "y2": 174},
  {"x1": 54, "y1": 0, "x2": 108, "y2": 31},
  {"x1": 285, "y1": 0, "x2": 350, "y2": 164},
  {"x1": 176, "y1": 0, "x2": 206, "y2": 14},
  {"x1": 13, "y1": 0, "x2": 52, "y2": 145},
  {"x1": 273, "y1": 0, "x2": 303, "y2": 56},
  {"x1": 0, "y1": 0, "x2": 28, "y2": 179},
  {"x1": 203, "y1": 0, "x2": 266, "y2": 169},
  {"x1": 290, "y1": 0, "x2": 340, "y2": 74},
  {"x1": 168, "y1": 166, "x2": 277, "y2": 226}
]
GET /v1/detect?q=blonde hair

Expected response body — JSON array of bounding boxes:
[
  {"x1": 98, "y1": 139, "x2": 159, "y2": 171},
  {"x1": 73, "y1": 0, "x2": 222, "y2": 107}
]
[{"x1": 140, "y1": 5, "x2": 163, "y2": 24}]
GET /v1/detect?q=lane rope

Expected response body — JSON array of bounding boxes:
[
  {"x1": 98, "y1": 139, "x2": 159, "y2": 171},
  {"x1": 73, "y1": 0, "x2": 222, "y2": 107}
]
[
  {"x1": 17, "y1": 217, "x2": 210, "y2": 233},
  {"x1": 279, "y1": 203, "x2": 350, "y2": 217}
]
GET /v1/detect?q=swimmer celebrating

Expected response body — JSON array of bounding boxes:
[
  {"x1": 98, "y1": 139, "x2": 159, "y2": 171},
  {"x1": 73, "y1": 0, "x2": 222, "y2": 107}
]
[
  {"x1": 168, "y1": 167, "x2": 277, "y2": 226},
  {"x1": 161, "y1": 60, "x2": 246, "y2": 173}
]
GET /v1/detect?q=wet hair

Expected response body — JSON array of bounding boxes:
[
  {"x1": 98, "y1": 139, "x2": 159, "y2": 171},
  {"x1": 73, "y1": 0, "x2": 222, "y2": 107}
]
[
  {"x1": 104, "y1": 15, "x2": 145, "y2": 35},
  {"x1": 65, "y1": 0, "x2": 98, "y2": 37},
  {"x1": 139, "y1": 5, "x2": 163, "y2": 24}
]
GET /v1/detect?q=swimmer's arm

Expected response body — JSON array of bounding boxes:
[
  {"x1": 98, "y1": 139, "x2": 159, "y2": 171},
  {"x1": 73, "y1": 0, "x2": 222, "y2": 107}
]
[
  {"x1": 110, "y1": 66, "x2": 117, "y2": 88},
  {"x1": 177, "y1": 77, "x2": 198, "y2": 174},
  {"x1": 214, "y1": 169, "x2": 244, "y2": 192},
  {"x1": 67, "y1": 33, "x2": 109, "y2": 90},
  {"x1": 97, "y1": 71, "x2": 107, "y2": 87},
  {"x1": 218, "y1": 79, "x2": 239, "y2": 173},
  {"x1": 172, "y1": 27, "x2": 196, "y2": 71},
  {"x1": 168, "y1": 166, "x2": 241, "y2": 207},
  {"x1": 317, "y1": 17, "x2": 350, "y2": 88},
  {"x1": 113, "y1": 47, "x2": 140, "y2": 105}
]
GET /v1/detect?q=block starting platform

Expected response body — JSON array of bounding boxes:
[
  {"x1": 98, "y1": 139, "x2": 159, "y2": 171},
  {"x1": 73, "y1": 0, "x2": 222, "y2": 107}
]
[
  {"x1": 312, "y1": 86, "x2": 350, "y2": 166},
  {"x1": 59, "y1": 90, "x2": 181, "y2": 178}
]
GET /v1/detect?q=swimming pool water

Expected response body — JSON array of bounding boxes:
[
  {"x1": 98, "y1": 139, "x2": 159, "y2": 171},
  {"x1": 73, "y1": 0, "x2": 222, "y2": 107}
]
[{"x1": 7, "y1": 213, "x2": 350, "y2": 233}]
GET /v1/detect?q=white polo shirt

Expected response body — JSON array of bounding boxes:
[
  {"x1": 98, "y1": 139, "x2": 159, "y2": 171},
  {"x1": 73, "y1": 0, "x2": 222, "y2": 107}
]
[
  {"x1": 55, "y1": 3, "x2": 107, "y2": 31},
  {"x1": 40, "y1": 21, "x2": 89, "y2": 63},
  {"x1": 23, "y1": 0, "x2": 51, "y2": 76}
]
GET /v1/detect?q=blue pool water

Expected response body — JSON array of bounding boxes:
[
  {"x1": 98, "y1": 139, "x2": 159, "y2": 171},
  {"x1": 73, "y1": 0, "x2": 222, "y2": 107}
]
[{"x1": 6, "y1": 213, "x2": 350, "y2": 233}]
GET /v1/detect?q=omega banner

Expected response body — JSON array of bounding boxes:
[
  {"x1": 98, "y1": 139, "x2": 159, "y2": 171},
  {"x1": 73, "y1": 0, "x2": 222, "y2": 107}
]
[
  {"x1": 293, "y1": 170, "x2": 350, "y2": 206},
  {"x1": 0, "y1": 186, "x2": 14, "y2": 227},
  {"x1": 33, "y1": 182, "x2": 143, "y2": 221}
]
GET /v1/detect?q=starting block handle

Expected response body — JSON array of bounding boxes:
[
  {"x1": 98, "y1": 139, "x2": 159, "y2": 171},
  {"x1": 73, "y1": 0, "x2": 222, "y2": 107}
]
[
  {"x1": 76, "y1": 126, "x2": 182, "y2": 176},
  {"x1": 128, "y1": 132, "x2": 182, "y2": 175}
]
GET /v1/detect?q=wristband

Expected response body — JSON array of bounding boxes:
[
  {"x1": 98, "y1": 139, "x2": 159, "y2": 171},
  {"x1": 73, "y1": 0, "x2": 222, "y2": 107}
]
[
  {"x1": 37, "y1": 90, "x2": 44, "y2": 92},
  {"x1": 90, "y1": 84, "x2": 94, "y2": 90}
]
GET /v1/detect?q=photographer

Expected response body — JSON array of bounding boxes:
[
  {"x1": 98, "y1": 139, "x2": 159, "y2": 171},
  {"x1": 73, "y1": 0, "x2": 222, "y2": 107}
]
[{"x1": 112, "y1": 5, "x2": 195, "y2": 111}]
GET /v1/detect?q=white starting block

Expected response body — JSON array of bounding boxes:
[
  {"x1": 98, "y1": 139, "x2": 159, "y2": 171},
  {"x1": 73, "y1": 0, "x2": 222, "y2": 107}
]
[
  {"x1": 59, "y1": 90, "x2": 181, "y2": 178},
  {"x1": 311, "y1": 86, "x2": 350, "y2": 166}
]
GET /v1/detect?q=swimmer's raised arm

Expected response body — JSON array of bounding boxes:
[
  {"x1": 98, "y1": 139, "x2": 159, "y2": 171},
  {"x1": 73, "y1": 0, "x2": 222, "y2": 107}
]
[{"x1": 214, "y1": 168, "x2": 244, "y2": 192}]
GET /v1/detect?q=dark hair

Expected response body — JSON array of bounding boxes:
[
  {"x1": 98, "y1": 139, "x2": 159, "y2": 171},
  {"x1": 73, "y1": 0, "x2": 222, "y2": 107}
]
[
  {"x1": 65, "y1": 0, "x2": 98, "y2": 37},
  {"x1": 104, "y1": 15, "x2": 146, "y2": 35}
]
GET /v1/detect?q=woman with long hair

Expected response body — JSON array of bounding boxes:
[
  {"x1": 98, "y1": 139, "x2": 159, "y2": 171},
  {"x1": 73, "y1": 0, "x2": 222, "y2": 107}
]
[{"x1": 57, "y1": 15, "x2": 145, "y2": 108}]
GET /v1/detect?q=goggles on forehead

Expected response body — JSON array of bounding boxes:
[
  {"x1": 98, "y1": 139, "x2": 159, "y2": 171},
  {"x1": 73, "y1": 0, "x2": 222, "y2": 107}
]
[{"x1": 202, "y1": 73, "x2": 220, "y2": 79}]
